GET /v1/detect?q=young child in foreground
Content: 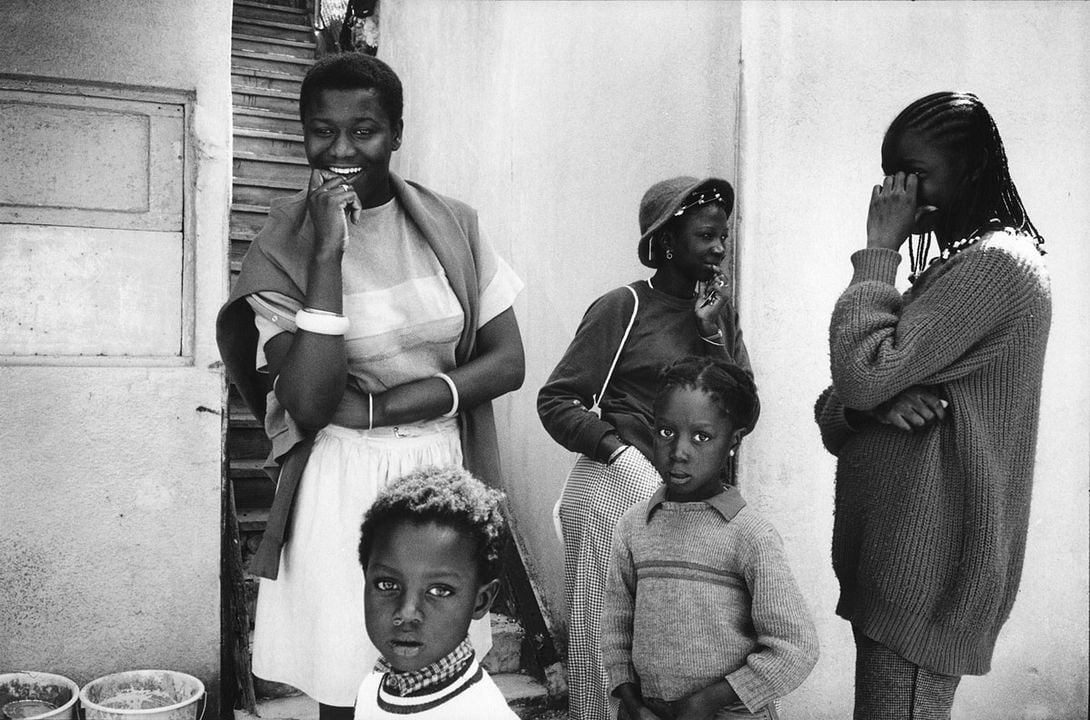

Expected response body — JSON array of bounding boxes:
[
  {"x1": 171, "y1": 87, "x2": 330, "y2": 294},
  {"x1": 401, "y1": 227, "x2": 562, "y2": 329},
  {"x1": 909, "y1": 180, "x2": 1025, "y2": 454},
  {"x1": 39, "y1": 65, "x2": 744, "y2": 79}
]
[
  {"x1": 353, "y1": 466, "x2": 519, "y2": 719},
  {"x1": 603, "y1": 356, "x2": 819, "y2": 720}
]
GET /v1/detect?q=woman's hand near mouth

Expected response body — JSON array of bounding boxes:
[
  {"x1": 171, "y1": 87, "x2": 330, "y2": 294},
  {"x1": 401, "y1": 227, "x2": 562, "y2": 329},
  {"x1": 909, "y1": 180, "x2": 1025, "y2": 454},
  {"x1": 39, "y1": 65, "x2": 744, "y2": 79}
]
[
  {"x1": 308, "y1": 168, "x2": 362, "y2": 254},
  {"x1": 694, "y1": 271, "x2": 727, "y2": 337}
]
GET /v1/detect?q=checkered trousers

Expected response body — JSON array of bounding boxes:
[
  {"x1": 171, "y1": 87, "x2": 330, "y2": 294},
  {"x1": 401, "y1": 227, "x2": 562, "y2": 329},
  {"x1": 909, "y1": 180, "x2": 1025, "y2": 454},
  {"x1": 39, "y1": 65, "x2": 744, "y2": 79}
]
[{"x1": 558, "y1": 448, "x2": 662, "y2": 720}]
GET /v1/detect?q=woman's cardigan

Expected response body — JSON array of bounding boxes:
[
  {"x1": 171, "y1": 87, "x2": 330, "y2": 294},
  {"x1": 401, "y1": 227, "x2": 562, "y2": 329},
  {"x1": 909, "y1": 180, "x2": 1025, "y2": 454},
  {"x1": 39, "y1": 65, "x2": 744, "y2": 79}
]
[{"x1": 217, "y1": 173, "x2": 503, "y2": 579}]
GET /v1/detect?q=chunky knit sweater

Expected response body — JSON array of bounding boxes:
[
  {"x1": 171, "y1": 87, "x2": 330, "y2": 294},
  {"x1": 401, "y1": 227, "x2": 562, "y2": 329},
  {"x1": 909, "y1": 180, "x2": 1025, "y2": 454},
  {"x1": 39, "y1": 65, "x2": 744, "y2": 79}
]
[
  {"x1": 815, "y1": 230, "x2": 1051, "y2": 676},
  {"x1": 602, "y1": 485, "x2": 819, "y2": 712}
]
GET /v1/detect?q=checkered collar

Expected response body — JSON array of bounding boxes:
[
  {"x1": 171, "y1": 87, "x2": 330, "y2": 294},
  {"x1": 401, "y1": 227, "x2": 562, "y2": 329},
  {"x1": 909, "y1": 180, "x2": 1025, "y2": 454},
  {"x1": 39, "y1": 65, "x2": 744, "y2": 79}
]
[{"x1": 376, "y1": 636, "x2": 475, "y2": 697}]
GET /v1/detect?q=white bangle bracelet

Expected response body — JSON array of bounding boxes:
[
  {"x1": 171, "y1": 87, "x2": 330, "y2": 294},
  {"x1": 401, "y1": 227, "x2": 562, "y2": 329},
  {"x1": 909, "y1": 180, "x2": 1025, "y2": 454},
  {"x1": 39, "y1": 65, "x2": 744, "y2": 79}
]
[
  {"x1": 368, "y1": 392, "x2": 374, "y2": 431},
  {"x1": 434, "y1": 372, "x2": 459, "y2": 418},
  {"x1": 607, "y1": 444, "x2": 630, "y2": 465},
  {"x1": 295, "y1": 308, "x2": 349, "y2": 335}
]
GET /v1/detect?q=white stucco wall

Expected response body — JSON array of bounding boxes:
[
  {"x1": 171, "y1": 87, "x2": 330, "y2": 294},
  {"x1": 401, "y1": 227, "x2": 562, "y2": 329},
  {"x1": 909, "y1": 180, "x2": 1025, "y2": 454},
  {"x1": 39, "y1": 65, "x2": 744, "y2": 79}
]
[
  {"x1": 382, "y1": 1, "x2": 1088, "y2": 716},
  {"x1": 382, "y1": 0, "x2": 744, "y2": 637},
  {"x1": 736, "y1": 3, "x2": 1089, "y2": 718},
  {"x1": 0, "y1": 0, "x2": 231, "y2": 701},
  {"x1": 382, "y1": 1, "x2": 1089, "y2": 716}
]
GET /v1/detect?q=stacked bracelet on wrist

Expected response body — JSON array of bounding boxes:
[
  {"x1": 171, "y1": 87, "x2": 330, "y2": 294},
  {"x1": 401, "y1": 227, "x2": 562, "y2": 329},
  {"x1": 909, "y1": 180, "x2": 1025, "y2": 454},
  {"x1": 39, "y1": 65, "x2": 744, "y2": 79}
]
[
  {"x1": 295, "y1": 307, "x2": 349, "y2": 335},
  {"x1": 700, "y1": 329, "x2": 726, "y2": 346},
  {"x1": 434, "y1": 372, "x2": 460, "y2": 418},
  {"x1": 607, "y1": 444, "x2": 630, "y2": 465}
]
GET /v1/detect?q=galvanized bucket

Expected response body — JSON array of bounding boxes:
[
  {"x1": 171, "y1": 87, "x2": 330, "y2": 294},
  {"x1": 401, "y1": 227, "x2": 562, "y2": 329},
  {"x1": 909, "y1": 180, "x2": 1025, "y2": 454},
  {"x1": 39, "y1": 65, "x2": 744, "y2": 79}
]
[
  {"x1": 79, "y1": 671, "x2": 203, "y2": 720},
  {"x1": 0, "y1": 671, "x2": 80, "y2": 720}
]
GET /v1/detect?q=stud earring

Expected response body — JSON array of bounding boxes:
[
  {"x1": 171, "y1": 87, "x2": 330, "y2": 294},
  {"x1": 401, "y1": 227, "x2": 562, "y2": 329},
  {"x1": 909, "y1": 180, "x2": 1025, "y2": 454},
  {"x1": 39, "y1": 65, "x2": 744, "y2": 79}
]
[
  {"x1": 729, "y1": 449, "x2": 736, "y2": 457},
  {"x1": 665, "y1": 248, "x2": 674, "y2": 261}
]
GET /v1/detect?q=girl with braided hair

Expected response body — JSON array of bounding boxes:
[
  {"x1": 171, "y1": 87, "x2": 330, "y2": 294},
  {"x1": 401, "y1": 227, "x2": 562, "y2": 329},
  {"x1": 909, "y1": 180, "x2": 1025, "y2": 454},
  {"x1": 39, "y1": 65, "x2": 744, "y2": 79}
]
[
  {"x1": 815, "y1": 92, "x2": 1051, "y2": 719},
  {"x1": 539, "y1": 177, "x2": 751, "y2": 720}
]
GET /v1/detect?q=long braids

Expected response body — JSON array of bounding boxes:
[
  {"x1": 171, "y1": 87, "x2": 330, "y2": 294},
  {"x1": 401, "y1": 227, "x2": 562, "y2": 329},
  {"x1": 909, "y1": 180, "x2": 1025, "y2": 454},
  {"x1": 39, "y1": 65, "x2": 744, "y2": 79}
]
[{"x1": 882, "y1": 92, "x2": 1043, "y2": 276}]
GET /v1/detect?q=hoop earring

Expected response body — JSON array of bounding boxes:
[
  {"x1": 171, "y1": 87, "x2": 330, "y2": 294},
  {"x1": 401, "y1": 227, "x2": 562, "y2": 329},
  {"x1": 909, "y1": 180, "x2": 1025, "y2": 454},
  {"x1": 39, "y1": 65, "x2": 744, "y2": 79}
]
[{"x1": 665, "y1": 248, "x2": 674, "y2": 261}]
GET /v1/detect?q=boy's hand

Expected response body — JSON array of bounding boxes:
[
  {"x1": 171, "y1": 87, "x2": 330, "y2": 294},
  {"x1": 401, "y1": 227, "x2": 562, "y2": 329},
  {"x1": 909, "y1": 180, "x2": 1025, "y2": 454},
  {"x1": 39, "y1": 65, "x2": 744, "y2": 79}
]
[
  {"x1": 674, "y1": 680, "x2": 738, "y2": 720},
  {"x1": 673, "y1": 696, "x2": 717, "y2": 720},
  {"x1": 616, "y1": 683, "x2": 669, "y2": 720},
  {"x1": 307, "y1": 168, "x2": 362, "y2": 255},
  {"x1": 631, "y1": 709, "x2": 668, "y2": 720}
]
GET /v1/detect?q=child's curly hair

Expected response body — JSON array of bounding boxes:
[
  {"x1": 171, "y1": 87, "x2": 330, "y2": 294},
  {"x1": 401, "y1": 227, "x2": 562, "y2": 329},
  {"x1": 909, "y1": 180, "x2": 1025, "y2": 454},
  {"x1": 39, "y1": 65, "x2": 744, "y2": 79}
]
[{"x1": 358, "y1": 465, "x2": 506, "y2": 582}]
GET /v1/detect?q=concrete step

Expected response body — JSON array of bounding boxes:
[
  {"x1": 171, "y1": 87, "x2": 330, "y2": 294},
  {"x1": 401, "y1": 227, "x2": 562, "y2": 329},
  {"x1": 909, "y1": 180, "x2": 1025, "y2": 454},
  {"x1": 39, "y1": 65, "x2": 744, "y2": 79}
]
[
  {"x1": 235, "y1": 476, "x2": 275, "y2": 511},
  {"x1": 233, "y1": 48, "x2": 312, "y2": 77},
  {"x1": 233, "y1": 0, "x2": 309, "y2": 26},
  {"x1": 233, "y1": 67, "x2": 303, "y2": 94},
  {"x1": 230, "y1": 459, "x2": 268, "y2": 479},
  {"x1": 228, "y1": 418, "x2": 271, "y2": 460},
  {"x1": 492, "y1": 673, "x2": 556, "y2": 719},
  {"x1": 234, "y1": 107, "x2": 300, "y2": 134},
  {"x1": 235, "y1": 694, "x2": 314, "y2": 720},
  {"x1": 229, "y1": 396, "x2": 263, "y2": 428},
  {"x1": 482, "y1": 613, "x2": 525, "y2": 674},
  {"x1": 243, "y1": 0, "x2": 304, "y2": 7},
  {"x1": 235, "y1": 128, "x2": 305, "y2": 157},
  {"x1": 233, "y1": 17, "x2": 314, "y2": 44},
  {"x1": 236, "y1": 507, "x2": 270, "y2": 534},
  {"x1": 233, "y1": 174, "x2": 302, "y2": 206},
  {"x1": 234, "y1": 85, "x2": 301, "y2": 115},
  {"x1": 233, "y1": 32, "x2": 316, "y2": 60},
  {"x1": 234, "y1": 150, "x2": 311, "y2": 185},
  {"x1": 231, "y1": 207, "x2": 267, "y2": 241}
]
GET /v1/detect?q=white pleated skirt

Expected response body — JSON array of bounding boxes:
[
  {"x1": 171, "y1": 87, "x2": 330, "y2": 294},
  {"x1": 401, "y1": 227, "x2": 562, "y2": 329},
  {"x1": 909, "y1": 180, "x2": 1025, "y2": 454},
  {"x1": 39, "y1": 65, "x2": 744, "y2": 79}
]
[{"x1": 251, "y1": 418, "x2": 493, "y2": 706}]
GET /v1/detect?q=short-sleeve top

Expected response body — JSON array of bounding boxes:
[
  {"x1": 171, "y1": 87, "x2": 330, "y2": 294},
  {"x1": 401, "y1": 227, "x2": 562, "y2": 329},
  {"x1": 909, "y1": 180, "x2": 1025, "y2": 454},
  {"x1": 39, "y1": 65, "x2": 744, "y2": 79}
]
[{"x1": 247, "y1": 197, "x2": 522, "y2": 390}]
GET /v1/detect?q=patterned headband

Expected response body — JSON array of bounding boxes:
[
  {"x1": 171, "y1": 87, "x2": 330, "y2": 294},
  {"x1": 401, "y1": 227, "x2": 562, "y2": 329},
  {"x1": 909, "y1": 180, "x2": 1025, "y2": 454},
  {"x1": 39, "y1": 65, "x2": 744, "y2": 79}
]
[{"x1": 673, "y1": 187, "x2": 728, "y2": 217}]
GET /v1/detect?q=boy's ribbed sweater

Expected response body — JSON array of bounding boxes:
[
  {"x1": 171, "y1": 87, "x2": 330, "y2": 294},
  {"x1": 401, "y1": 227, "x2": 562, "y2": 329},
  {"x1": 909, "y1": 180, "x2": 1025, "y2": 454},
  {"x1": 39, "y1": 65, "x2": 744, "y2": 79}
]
[
  {"x1": 353, "y1": 656, "x2": 517, "y2": 719},
  {"x1": 602, "y1": 485, "x2": 819, "y2": 712},
  {"x1": 815, "y1": 231, "x2": 1051, "y2": 676}
]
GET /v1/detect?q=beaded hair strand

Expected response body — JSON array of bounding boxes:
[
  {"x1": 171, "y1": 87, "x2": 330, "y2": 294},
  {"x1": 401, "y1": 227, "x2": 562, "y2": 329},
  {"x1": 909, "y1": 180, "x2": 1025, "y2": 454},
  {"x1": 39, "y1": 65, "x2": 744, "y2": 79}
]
[{"x1": 881, "y1": 91, "x2": 1043, "y2": 256}]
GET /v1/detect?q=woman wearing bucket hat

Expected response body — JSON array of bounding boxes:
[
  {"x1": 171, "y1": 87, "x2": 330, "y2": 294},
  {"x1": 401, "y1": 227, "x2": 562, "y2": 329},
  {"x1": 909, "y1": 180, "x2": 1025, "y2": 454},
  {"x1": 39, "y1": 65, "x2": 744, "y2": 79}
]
[{"x1": 538, "y1": 176, "x2": 752, "y2": 720}]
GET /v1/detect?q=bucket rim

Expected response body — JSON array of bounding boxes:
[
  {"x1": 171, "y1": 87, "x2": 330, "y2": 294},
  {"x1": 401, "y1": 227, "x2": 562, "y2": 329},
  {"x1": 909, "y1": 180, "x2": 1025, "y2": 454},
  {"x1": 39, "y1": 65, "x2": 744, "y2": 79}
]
[
  {"x1": 0, "y1": 671, "x2": 80, "y2": 720},
  {"x1": 79, "y1": 671, "x2": 204, "y2": 716}
]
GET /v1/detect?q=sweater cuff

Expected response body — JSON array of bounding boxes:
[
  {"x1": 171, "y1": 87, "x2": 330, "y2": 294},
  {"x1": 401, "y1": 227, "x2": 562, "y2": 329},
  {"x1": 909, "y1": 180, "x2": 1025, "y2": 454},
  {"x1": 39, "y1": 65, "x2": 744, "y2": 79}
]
[
  {"x1": 849, "y1": 248, "x2": 901, "y2": 286},
  {"x1": 725, "y1": 665, "x2": 774, "y2": 714},
  {"x1": 607, "y1": 663, "x2": 638, "y2": 695}
]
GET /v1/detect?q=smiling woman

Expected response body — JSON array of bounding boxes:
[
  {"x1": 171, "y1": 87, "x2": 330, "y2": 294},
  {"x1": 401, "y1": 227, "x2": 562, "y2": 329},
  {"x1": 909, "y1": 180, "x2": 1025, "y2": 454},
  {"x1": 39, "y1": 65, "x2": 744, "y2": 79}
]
[
  {"x1": 216, "y1": 53, "x2": 525, "y2": 720},
  {"x1": 302, "y1": 85, "x2": 401, "y2": 211}
]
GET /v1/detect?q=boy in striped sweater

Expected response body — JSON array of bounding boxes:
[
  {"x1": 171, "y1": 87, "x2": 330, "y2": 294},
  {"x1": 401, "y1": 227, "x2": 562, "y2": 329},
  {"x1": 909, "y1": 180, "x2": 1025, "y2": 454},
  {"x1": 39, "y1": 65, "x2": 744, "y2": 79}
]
[{"x1": 603, "y1": 357, "x2": 818, "y2": 720}]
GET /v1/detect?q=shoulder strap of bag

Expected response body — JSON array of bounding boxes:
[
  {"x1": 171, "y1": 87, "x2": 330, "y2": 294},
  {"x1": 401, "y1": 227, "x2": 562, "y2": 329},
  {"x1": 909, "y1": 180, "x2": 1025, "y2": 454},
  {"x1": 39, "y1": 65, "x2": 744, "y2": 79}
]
[{"x1": 589, "y1": 284, "x2": 639, "y2": 415}]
